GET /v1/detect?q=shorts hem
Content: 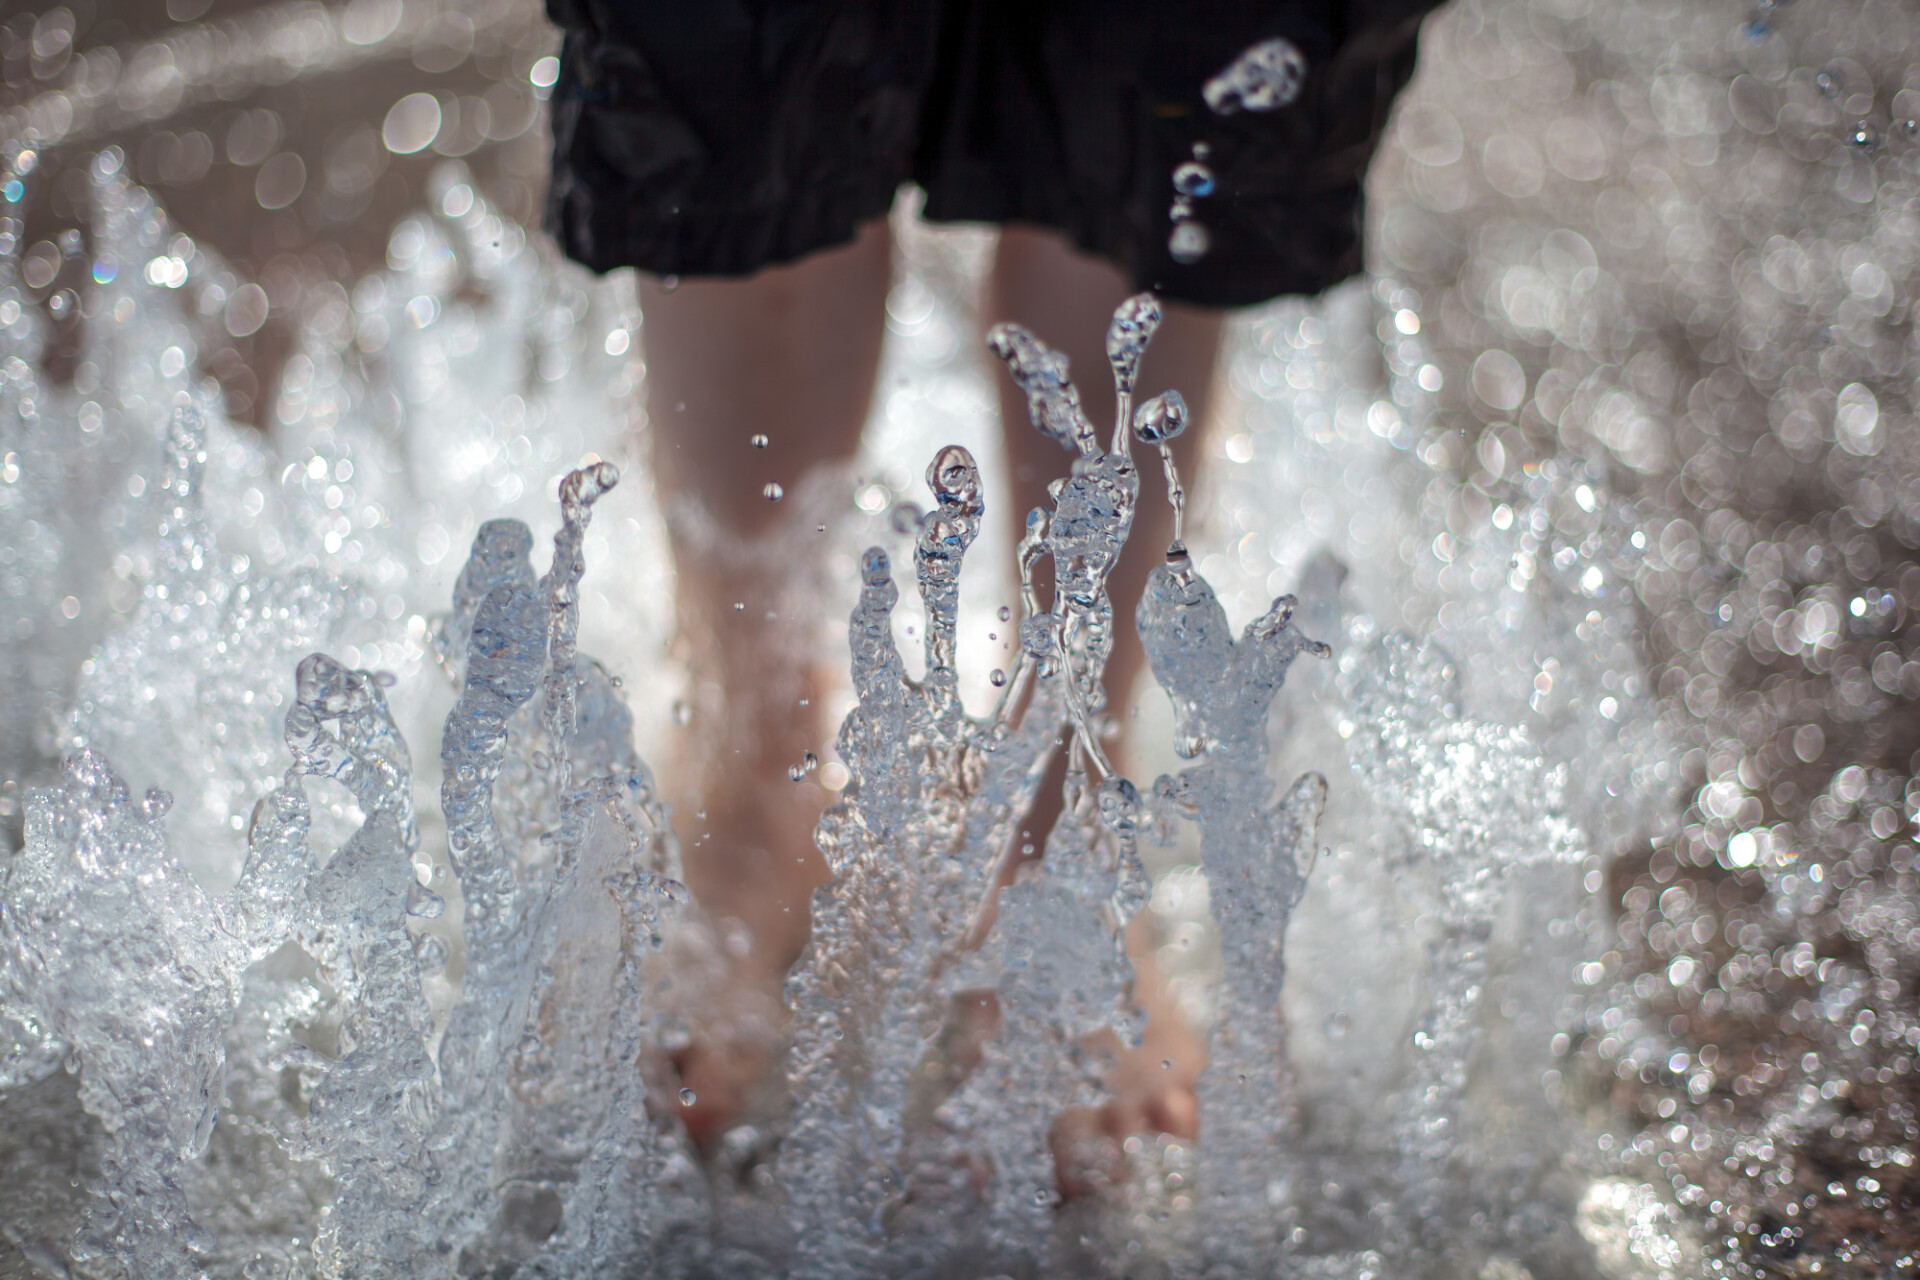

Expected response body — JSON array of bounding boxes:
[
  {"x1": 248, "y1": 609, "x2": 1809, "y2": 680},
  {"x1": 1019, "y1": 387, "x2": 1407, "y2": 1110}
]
[{"x1": 547, "y1": 177, "x2": 903, "y2": 278}]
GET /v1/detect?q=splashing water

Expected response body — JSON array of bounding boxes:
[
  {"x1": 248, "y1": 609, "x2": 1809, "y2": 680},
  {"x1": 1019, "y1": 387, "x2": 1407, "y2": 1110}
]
[
  {"x1": 0, "y1": 218, "x2": 1345, "y2": 1272},
  {"x1": 0, "y1": 137, "x2": 1780, "y2": 1280},
  {"x1": 1201, "y1": 38, "x2": 1309, "y2": 115}
]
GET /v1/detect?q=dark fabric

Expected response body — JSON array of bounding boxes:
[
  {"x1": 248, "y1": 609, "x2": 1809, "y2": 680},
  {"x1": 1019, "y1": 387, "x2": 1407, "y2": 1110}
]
[{"x1": 544, "y1": 0, "x2": 1443, "y2": 308}]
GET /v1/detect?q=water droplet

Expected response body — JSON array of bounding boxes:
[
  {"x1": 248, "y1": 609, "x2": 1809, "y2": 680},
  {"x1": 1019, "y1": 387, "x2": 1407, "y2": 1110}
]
[
  {"x1": 750, "y1": 433, "x2": 769, "y2": 449},
  {"x1": 678, "y1": 1087, "x2": 696, "y2": 1106},
  {"x1": 997, "y1": 605, "x2": 1012, "y2": 622},
  {"x1": 1132, "y1": 390, "x2": 1190, "y2": 445},
  {"x1": 662, "y1": 274, "x2": 680, "y2": 292},
  {"x1": 927, "y1": 444, "x2": 984, "y2": 515},
  {"x1": 1098, "y1": 775, "x2": 1142, "y2": 834},
  {"x1": 1743, "y1": 18, "x2": 1770, "y2": 41},
  {"x1": 141, "y1": 787, "x2": 173, "y2": 820},
  {"x1": 1106, "y1": 293, "x2": 1163, "y2": 398},
  {"x1": 1161, "y1": 1059, "x2": 1173, "y2": 1071},
  {"x1": 733, "y1": 601, "x2": 746, "y2": 611},
  {"x1": 990, "y1": 668, "x2": 1007, "y2": 688},
  {"x1": 1172, "y1": 161, "x2": 1216, "y2": 198},
  {"x1": 1203, "y1": 38, "x2": 1307, "y2": 113},
  {"x1": 803, "y1": 751, "x2": 819, "y2": 773},
  {"x1": 1192, "y1": 140, "x2": 1212, "y2": 160},
  {"x1": 672, "y1": 699, "x2": 692, "y2": 726},
  {"x1": 889, "y1": 502, "x2": 925, "y2": 537},
  {"x1": 763, "y1": 482, "x2": 784, "y2": 501},
  {"x1": 1168, "y1": 221, "x2": 1211, "y2": 265},
  {"x1": 415, "y1": 933, "x2": 450, "y2": 972},
  {"x1": 1850, "y1": 121, "x2": 1881, "y2": 151},
  {"x1": 789, "y1": 763, "x2": 806, "y2": 782},
  {"x1": 1021, "y1": 615, "x2": 1054, "y2": 657},
  {"x1": 1816, "y1": 68, "x2": 1841, "y2": 98},
  {"x1": 405, "y1": 880, "x2": 446, "y2": 919}
]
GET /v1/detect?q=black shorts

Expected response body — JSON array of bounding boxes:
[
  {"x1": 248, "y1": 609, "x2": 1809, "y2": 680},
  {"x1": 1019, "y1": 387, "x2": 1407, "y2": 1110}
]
[{"x1": 542, "y1": 1, "x2": 1442, "y2": 309}]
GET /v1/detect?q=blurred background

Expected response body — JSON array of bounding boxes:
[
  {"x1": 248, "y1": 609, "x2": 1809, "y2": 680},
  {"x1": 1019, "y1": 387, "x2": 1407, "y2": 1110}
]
[{"x1": 0, "y1": 0, "x2": 557, "y2": 428}]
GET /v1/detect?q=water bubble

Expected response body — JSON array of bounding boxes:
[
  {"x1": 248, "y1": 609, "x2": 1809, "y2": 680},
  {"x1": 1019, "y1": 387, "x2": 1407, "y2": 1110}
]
[
  {"x1": 141, "y1": 788, "x2": 174, "y2": 820},
  {"x1": 750, "y1": 433, "x2": 769, "y2": 449},
  {"x1": 997, "y1": 605, "x2": 1012, "y2": 622},
  {"x1": 1168, "y1": 221, "x2": 1211, "y2": 265},
  {"x1": 1849, "y1": 121, "x2": 1881, "y2": 150},
  {"x1": 803, "y1": 751, "x2": 819, "y2": 773},
  {"x1": 672, "y1": 699, "x2": 692, "y2": 726},
  {"x1": 763, "y1": 482, "x2": 784, "y2": 502},
  {"x1": 661, "y1": 275, "x2": 680, "y2": 292},
  {"x1": 990, "y1": 668, "x2": 1007, "y2": 688},
  {"x1": 1172, "y1": 161, "x2": 1216, "y2": 198},
  {"x1": 1816, "y1": 68, "x2": 1841, "y2": 98},
  {"x1": 789, "y1": 763, "x2": 806, "y2": 782},
  {"x1": 1203, "y1": 38, "x2": 1308, "y2": 113},
  {"x1": 678, "y1": 1087, "x2": 696, "y2": 1107}
]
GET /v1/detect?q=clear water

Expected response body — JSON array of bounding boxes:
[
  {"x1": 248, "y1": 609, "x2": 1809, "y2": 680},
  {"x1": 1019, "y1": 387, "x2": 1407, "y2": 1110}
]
[
  {"x1": 5, "y1": 0, "x2": 1920, "y2": 1270},
  {"x1": 0, "y1": 152, "x2": 1606, "y2": 1278}
]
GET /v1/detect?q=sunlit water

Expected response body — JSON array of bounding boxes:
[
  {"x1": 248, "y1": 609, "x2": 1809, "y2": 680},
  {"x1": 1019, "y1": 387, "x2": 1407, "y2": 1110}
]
[{"x1": 4, "y1": 0, "x2": 1920, "y2": 1275}]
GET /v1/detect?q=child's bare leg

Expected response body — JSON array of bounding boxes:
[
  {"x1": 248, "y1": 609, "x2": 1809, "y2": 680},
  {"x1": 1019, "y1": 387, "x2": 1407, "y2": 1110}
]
[{"x1": 638, "y1": 219, "x2": 892, "y2": 981}]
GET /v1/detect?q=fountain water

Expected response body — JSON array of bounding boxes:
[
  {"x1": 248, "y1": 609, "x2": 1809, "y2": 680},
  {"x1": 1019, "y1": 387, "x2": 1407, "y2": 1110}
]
[
  {"x1": 0, "y1": 145, "x2": 1595, "y2": 1278},
  {"x1": 11, "y1": 0, "x2": 1920, "y2": 1252}
]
